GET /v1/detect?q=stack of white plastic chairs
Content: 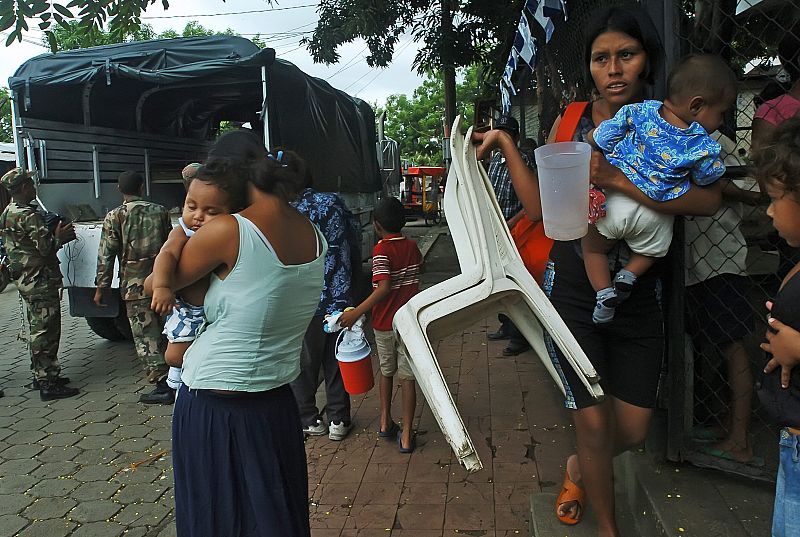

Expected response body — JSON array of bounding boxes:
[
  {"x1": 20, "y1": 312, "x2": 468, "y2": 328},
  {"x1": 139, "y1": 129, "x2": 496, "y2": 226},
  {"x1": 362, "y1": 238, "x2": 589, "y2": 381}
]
[{"x1": 393, "y1": 117, "x2": 603, "y2": 472}]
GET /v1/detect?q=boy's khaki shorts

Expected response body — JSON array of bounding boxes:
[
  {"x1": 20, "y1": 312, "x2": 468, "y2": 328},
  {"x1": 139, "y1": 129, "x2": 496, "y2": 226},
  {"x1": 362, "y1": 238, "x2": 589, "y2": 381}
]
[{"x1": 373, "y1": 329, "x2": 415, "y2": 380}]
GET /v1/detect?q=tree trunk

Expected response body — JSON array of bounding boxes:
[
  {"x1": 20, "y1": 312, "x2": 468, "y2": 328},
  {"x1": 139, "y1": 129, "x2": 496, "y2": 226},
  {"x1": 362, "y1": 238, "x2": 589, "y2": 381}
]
[{"x1": 441, "y1": 0, "x2": 457, "y2": 137}]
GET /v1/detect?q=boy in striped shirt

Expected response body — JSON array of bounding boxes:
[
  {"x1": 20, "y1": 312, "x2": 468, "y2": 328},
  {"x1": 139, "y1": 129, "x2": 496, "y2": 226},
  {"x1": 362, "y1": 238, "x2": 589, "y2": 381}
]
[{"x1": 340, "y1": 197, "x2": 422, "y2": 452}]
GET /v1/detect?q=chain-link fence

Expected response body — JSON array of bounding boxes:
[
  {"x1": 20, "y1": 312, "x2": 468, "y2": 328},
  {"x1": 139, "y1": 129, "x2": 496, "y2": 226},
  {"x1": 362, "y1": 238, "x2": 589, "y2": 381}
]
[{"x1": 521, "y1": 0, "x2": 800, "y2": 480}]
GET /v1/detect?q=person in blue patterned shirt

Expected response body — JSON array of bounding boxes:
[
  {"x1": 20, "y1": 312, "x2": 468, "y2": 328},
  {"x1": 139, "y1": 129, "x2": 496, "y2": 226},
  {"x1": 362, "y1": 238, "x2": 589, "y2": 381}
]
[
  {"x1": 290, "y1": 169, "x2": 362, "y2": 441},
  {"x1": 582, "y1": 54, "x2": 737, "y2": 324}
]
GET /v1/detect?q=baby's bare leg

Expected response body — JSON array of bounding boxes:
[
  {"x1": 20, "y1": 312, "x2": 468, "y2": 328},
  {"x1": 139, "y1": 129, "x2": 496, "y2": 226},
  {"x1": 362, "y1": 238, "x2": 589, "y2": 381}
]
[
  {"x1": 623, "y1": 253, "x2": 656, "y2": 278},
  {"x1": 165, "y1": 342, "x2": 191, "y2": 368},
  {"x1": 581, "y1": 226, "x2": 617, "y2": 292}
]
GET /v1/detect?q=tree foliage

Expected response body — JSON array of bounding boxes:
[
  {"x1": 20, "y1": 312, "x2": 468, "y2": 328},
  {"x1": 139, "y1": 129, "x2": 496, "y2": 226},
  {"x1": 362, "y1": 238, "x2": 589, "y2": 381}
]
[
  {"x1": 47, "y1": 19, "x2": 235, "y2": 51},
  {"x1": 379, "y1": 65, "x2": 485, "y2": 166},
  {"x1": 1, "y1": 0, "x2": 172, "y2": 47},
  {"x1": 0, "y1": 87, "x2": 12, "y2": 143},
  {"x1": 305, "y1": 0, "x2": 522, "y2": 82}
]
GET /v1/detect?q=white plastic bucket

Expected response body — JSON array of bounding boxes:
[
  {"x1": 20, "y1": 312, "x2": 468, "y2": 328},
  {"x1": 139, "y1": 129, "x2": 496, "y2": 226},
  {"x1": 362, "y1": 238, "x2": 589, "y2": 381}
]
[{"x1": 534, "y1": 141, "x2": 591, "y2": 240}]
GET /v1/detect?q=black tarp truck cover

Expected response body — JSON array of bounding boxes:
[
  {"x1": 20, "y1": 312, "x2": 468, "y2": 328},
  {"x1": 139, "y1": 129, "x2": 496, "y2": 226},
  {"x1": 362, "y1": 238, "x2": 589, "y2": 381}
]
[{"x1": 9, "y1": 35, "x2": 380, "y2": 193}]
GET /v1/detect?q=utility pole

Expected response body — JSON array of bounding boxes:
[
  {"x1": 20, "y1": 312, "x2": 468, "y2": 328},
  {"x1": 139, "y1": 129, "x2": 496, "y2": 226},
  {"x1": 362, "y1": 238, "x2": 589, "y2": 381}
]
[{"x1": 441, "y1": 0, "x2": 457, "y2": 138}]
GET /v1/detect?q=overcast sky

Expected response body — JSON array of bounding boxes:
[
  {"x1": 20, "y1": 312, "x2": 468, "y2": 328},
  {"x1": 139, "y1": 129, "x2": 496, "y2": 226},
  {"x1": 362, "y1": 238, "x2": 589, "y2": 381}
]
[{"x1": 0, "y1": 0, "x2": 426, "y2": 106}]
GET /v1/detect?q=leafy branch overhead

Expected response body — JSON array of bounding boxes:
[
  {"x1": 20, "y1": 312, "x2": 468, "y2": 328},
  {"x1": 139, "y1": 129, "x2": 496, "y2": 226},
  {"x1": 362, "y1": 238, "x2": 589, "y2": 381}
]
[
  {"x1": 305, "y1": 0, "x2": 522, "y2": 80},
  {"x1": 0, "y1": 0, "x2": 179, "y2": 47}
]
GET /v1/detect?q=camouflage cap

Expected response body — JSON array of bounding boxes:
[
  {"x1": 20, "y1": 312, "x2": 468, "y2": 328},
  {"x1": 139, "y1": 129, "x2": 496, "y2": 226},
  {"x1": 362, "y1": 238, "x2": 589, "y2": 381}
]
[
  {"x1": 0, "y1": 167, "x2": 35, "y2": 191},
  {"x1": 181, "y1": 163, "x2": 202, "y2": 182}
]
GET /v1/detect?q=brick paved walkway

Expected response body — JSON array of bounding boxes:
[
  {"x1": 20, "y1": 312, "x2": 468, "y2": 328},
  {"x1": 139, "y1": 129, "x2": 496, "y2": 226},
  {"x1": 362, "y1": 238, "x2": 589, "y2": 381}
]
[
  {"x1": 0, "y1": 229, "x2": 577, "y2": 536},
  {"x1": 305, "y1": 318, "x2": 575, "y2": 537},
  {"x1": 0, "y1": 286, "x2": 175, "y2": 537}
]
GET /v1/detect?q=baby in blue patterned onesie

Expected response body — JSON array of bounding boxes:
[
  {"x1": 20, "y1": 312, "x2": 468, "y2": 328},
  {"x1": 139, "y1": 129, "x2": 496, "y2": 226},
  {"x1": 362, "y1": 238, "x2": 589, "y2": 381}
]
[{"x1": 584, "y1": 54, "x2": 738, "y2": 324}]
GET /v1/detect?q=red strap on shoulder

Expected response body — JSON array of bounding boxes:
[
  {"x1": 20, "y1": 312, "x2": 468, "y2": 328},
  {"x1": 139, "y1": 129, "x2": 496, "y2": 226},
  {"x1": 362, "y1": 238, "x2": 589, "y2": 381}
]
[{"x1": 555, "y1": 101, "x2": 589, "y2": 143}]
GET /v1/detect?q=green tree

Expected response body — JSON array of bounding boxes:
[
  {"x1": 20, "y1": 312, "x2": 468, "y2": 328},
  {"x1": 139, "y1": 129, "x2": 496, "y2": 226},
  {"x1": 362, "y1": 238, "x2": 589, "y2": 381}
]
[
  {"x1": 0, "y1": 88, "x2": 12, "y2": 143},
  {"x1": 2, "y1": 1, "x2": 172, "y2": 46},
  {"x1": 306, "y1": 1, "x2": 521, "y2": 103},
  {"x1": 47, "y1": 20, "x2": 235, "y2": 51},
  {"x1": 46, "y1": 20, "x2": 156, "y2": 51},
  {"x1": 1, "y1": 1, "x2": 267, "y2": 46},
  {"x1": 306, "y1": 1, "x2": 518, "y2": 78},
  {"x1": 380, "y1": 65, "x2": 487, "y2": 166}
]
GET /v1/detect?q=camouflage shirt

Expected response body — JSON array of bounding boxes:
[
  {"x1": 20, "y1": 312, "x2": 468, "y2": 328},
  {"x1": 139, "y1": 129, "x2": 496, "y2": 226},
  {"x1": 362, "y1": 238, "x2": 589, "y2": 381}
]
[
  {"x1": 96, "y1": 197, "x2": 170, "y2": 301},
  {"x1": 0, "y1": 201, "x2": 62, "y2": 296}
]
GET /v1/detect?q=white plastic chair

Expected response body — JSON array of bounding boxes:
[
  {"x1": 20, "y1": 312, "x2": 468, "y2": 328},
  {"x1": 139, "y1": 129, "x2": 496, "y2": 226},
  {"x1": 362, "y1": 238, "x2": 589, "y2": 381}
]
[{"x1": 393, "y1": 117, "x2": 603, "y2": 472}]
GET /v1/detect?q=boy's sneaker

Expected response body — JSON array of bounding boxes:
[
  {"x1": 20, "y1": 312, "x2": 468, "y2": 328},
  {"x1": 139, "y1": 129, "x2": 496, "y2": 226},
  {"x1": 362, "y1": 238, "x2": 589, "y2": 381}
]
[
  {"x1": 613, "y1": 269, "x2": 637, "y2": 302},
  {"x1": 328, "y1": 420, "x2": 352, "y2": 441},
  {"x1": 593, "y1": 287, "x2": 618, "y2": 324},
  {"x1": 303, "y1": 419, "x2": 328, "y2": 436}
]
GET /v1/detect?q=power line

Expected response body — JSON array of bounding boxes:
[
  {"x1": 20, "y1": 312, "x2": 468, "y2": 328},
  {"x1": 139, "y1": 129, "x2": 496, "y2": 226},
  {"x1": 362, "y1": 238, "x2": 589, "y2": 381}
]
[
  {"x1": 326, "y1": 45, "x2": 369, "y2": 80},
  {"x1": 347, "y1": 39, "x2": 414, "y2": 95},
  {"x1": 141, "y1": 3, "x2": 316, "y2": 19},
  {"x1": 1, "y1": 30, "x2": 48, "y2": 48}
]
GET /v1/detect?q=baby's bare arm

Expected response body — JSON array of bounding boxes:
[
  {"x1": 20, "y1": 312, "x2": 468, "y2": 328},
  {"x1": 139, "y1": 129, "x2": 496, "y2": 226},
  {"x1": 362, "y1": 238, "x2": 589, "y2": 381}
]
[
  {"x1": 152, "y1": 227, "x2": 191, "y2": 290},
  {"x1": 179, "y1": 275, "x2": 210, "y2": 307}
]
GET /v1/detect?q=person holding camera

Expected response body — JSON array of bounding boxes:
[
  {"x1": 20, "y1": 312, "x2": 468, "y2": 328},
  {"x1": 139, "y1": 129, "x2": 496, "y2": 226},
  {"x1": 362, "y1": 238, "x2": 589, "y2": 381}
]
[{"x1": 0, "y1": 167, "x2": 79, "y2": 401}]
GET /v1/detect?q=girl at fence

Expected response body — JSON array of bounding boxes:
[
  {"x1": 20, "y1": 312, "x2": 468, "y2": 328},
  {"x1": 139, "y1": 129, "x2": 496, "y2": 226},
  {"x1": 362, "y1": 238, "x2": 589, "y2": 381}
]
[
  {"x1": 752, "y1": 117, "x2": 800, "y2": 537},
  {"x1": 473, "y1": 6, "x2": 724, "y2": 536}
]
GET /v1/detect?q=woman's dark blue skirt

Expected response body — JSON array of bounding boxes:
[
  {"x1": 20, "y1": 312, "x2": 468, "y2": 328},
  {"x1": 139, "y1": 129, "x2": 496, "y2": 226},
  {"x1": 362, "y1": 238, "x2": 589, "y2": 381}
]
[{"x1": 172, "y1": 384, "x2": 310, "y2": 537}]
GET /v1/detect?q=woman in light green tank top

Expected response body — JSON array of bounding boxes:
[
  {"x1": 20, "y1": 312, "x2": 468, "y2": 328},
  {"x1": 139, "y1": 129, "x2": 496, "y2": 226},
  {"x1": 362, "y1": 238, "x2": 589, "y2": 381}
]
[{"x1": 165, "y1": 131, "x2": 325, "y2": 537}]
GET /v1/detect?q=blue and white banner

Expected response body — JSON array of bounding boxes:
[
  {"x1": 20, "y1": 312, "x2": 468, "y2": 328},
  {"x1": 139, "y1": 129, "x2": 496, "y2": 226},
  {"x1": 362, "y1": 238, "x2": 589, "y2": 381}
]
[
  {"x1": 502, "y1": 49, "x2": 518, "y2": 96},
  {"x1": 501, "y1": 0, "x2": 566, "y2": 113},
  {"x1": 514, "y1": 14, "x2": 537, "y2": 68},
  {"x1": 500, "y1": 83, "x2": 512, "y2": 114}
]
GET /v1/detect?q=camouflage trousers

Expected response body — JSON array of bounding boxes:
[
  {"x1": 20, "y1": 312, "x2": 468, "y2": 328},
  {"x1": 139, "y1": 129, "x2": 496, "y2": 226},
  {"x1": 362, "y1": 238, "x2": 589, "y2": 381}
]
[
  {"x1": 21, "y1": 290, "x2": 62, "y2": 381},
  {"x1": 125, "y1": 298, "x2": 168, "y2": 383}
]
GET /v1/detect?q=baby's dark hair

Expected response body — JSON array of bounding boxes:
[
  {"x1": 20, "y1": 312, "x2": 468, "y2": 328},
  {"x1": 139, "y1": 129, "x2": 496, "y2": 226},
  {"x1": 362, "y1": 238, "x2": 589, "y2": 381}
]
[
  {"x1": 667, "y1": 54, "x2": 738, "y2": 106},
  {"x1": 374, "y1": 197, "x2": 406, "y2": 233},
  {"x1": 118, "y1": 171, "x2": 144, "y2": 195},
  {"x1": 193, "y1": 164, "x2": 248, "y2": 212},
  {"x1": 752, "y1": 116, "x2": 800, "y2": 196},
  {"x1": 205, "y1": 130, "x2": 308, "y2": 203}
]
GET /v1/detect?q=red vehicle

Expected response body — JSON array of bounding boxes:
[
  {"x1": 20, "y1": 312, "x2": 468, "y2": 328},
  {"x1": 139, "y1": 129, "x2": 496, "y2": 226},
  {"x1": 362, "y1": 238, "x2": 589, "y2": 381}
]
[{"x1": 401, "y1": 166, "x2": 446, "y2": 225}]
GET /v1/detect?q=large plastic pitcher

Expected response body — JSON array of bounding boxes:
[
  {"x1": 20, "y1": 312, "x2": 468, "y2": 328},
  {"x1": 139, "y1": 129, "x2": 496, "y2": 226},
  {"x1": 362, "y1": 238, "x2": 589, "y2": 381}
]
[{"x1": 534, "y1": 141, "x2": 591, "y2": 241}]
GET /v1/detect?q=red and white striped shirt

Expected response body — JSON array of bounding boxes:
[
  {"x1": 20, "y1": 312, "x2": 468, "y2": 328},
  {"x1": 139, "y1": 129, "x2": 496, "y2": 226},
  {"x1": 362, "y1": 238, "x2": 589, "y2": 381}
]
[{"x1": 371, "y1": 234, "x2": 422, "y2": 331}]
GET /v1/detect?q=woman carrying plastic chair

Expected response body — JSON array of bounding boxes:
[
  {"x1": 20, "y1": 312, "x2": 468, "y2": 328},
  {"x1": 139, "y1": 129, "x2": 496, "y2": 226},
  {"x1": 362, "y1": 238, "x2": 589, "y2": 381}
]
[{"x1": 473, "y1": 6, "x2": 724, "y2": 536}]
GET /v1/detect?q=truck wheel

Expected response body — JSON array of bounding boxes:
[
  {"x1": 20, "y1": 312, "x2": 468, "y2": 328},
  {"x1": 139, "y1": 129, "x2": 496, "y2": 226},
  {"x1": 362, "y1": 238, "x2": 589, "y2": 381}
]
[
  {"x1": 86, "y1": 306, "x2": 132, "y2": 341},
  {"x1": 113, "y1": 309, "x2": 133, "y2": 340},
  {"x1": 86, "y1": 317, "x2": 126, "y2": 341}
]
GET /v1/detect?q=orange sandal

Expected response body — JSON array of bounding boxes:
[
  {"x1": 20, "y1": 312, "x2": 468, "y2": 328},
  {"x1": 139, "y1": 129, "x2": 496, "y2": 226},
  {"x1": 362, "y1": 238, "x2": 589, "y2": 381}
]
[{"x1": 555, "y1": 468, "x2": 585, "y2": 525}]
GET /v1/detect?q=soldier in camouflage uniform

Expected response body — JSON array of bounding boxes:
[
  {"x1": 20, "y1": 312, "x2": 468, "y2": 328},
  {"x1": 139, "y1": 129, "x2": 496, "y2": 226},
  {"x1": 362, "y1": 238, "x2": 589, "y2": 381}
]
[
  {"x1": 0, "y1": 168, "x2": 79, "y2": 401},
  {"x1": 94, "y1": 171, "x2": 173, "y2": 404}
]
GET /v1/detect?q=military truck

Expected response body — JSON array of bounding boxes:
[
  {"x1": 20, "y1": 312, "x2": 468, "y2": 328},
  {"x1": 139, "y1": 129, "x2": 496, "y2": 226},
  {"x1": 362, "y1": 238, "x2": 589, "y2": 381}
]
[{"x1": 8, "y1": 36, "x2": 381, "y2": 340}]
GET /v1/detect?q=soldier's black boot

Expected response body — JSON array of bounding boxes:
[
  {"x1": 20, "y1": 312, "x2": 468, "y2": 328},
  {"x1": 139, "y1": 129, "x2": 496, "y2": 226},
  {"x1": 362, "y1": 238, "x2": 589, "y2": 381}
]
[
  {"x1": 139, "y1": 379, "x2": 175, "y2": 405},
  {"x1": 39, "y1": 381, "x2": 79, "y2": 401},
  {"x1": 30, "y1": 376, "x2": 71, "y2": 390}
]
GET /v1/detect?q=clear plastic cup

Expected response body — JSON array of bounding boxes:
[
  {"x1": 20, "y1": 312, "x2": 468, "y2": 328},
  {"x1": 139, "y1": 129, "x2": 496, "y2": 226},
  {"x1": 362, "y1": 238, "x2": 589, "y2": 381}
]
[{"x1": 533, "y1": 141, "x2": 591, "y2": 240}]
